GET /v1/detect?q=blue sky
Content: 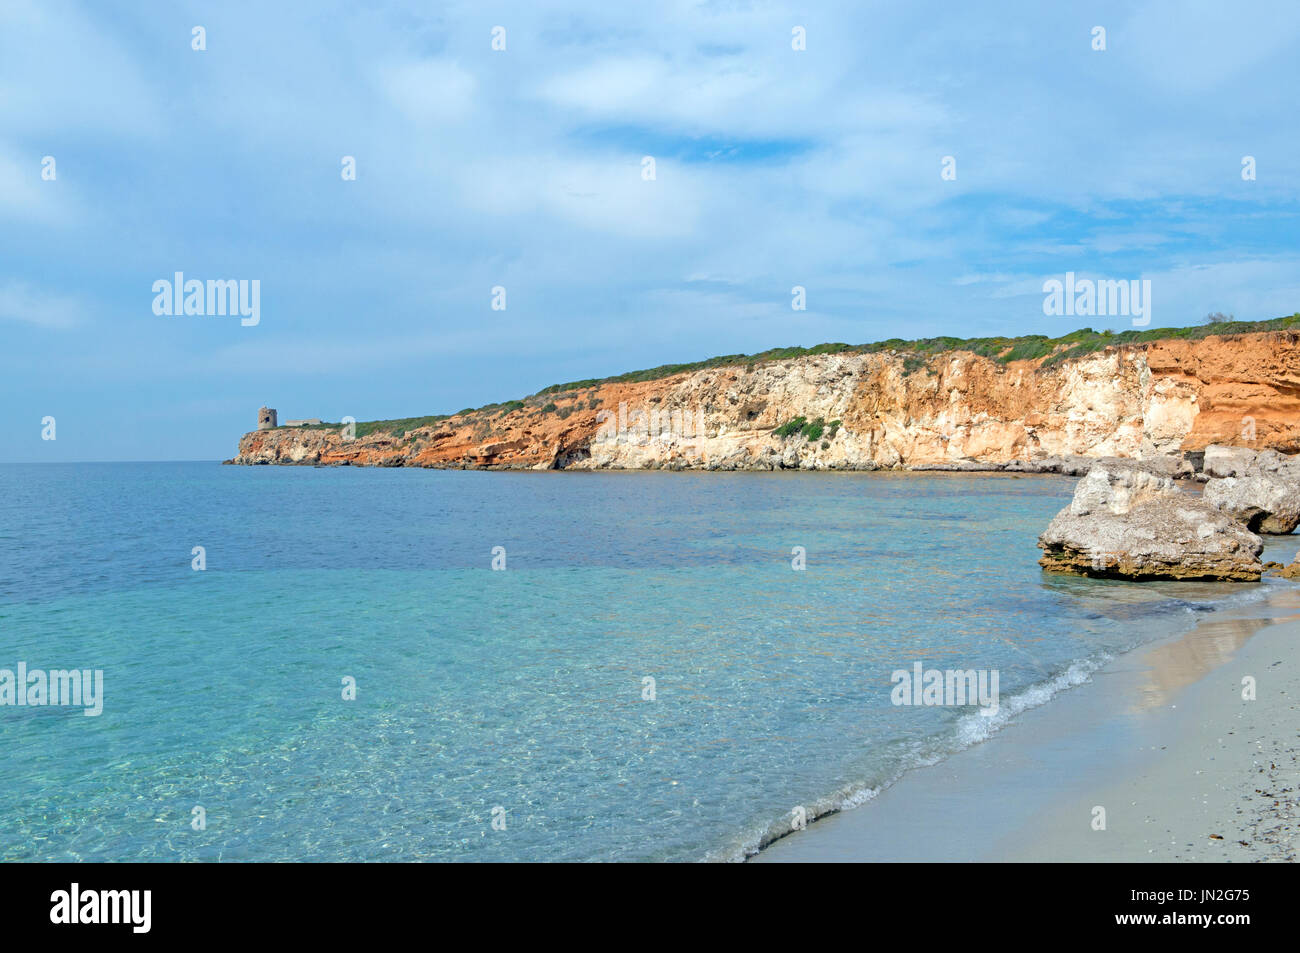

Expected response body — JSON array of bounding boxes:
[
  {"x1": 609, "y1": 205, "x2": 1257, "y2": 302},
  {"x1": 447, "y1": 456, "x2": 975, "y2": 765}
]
[{"x1": 3, "y1": 0, "x2": 1300, "y2": 461}]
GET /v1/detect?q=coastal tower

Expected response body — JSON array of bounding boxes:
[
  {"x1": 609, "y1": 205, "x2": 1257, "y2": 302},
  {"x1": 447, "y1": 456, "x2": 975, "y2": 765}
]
[{"x1": 258, "y1": 406, "x2": 277, "y2": 430}]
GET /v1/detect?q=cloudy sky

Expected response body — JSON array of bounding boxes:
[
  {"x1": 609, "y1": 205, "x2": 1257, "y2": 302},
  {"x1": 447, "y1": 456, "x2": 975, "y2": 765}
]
[{"x1": 4, "y1": 0, "x2": 1299, "y2": 461}]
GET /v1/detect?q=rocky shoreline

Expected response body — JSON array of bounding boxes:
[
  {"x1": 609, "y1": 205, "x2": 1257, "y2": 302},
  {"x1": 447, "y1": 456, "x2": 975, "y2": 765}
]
[
  {"x1": 1037, "y1": 446, "x2": 1300, "y2": 581},
  {"x1": 227, "y1": 328, "x2": 1300, "y2": 583},
  {"x1": 227, "y1": 328, "x2": 1300, "y2": 472}
]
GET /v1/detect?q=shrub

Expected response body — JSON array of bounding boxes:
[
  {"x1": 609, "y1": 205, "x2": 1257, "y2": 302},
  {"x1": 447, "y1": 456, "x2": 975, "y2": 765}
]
[
  {"x1": 773, "y1": 416, "x2": 826, "y2": 441},
  {"x1": 773, "y1": 416, "x2": 807, "y2": 438}
]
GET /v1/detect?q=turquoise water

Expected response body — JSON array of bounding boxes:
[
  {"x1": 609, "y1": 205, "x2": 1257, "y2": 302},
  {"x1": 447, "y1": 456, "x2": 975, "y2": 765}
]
[{"x1": 0, "y1": 463, "x2": 1271, "y2": 861}]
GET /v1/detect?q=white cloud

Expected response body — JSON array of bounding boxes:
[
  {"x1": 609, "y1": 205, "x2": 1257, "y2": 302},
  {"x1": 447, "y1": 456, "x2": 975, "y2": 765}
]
[
  {"x1": 1123, "y1": 0, "x2": 1300, "y2": 93},
  {"x1": 538, "y1": 55, "x2": 769, "y2": 130},
  {"x1": 376, "y1": 59, "x2": 477, "y2": 123},
  {"x1": 0, "y1": 281, "x2": 81, "y2": 328},
  {"x1": 0, "y1": 145, "x2": 86, "y2": 225},
  {"x1": 453, "y1": 153, "x2": 706, "y2": 238},
  {"x1": 0, "y1": 0, "x2": 160, "y2": 138}
]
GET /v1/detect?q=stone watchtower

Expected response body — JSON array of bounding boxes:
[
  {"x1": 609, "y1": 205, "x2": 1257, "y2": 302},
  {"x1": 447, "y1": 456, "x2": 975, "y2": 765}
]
[{"x1": 258, "y1": 406, "x2": 278, "y2": 430}]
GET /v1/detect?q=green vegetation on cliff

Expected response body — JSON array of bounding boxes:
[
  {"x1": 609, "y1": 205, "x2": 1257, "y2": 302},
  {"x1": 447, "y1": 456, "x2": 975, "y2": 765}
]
[
  {"x1": 773, "y1": 417, "x2": 840, "y2": 441},
  {"x1": 274, "y1": 312, "x2": 1300, "y2": 438},
  {"x1": 537, "y1": 312, "x2": 1300, "y2": 394}
]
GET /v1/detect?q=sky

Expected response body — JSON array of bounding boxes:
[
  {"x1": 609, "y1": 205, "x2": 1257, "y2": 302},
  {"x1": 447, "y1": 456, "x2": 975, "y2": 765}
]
[{"x1": 3, "y1": 0, "x2": 1300, "y2": 462}]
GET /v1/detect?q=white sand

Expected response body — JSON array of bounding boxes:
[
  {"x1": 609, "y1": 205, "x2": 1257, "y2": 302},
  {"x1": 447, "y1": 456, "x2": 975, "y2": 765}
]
[{"x1": 754, "y1": 584, "x2": 1300, "y2": 863}]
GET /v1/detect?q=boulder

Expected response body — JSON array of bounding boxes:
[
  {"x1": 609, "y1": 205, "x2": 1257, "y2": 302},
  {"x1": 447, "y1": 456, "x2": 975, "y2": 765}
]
[
  {"x1": 1202, "y1": 444, "x2": 1259, "y2": 478},
  {"x1": 1046, "y1": 453, "x2": 1193, "y2": 480},
  {"x1": 1202, "y1": 449, "x2": 1300, "y2": 533},
  {"x1": 1038, "y1": 462, "x2": 1264, "y2": 581},
  {"x1": 1126, "y1": 453, "x2": 1195, "y2": 480}
]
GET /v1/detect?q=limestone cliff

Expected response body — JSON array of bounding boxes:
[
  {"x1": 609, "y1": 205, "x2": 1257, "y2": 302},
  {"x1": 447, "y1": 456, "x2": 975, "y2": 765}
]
[{"x1": 228, "y1": 329, "x2": 1300, "y2": 471}]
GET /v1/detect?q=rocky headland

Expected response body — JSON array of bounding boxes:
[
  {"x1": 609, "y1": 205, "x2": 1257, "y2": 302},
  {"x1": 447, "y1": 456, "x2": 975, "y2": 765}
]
[
  {"x1": 228, "y1": 318, "x2": 1300, "y2": 582},
  {"x1": 230, "y1": 320, "x2": 1300, "y2": 473}
]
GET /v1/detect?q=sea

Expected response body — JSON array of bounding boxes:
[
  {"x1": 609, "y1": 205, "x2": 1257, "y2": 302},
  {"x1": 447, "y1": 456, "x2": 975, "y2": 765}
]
[{"x1": 0, "y1": 462, "x2": 1281, "y2": 861}]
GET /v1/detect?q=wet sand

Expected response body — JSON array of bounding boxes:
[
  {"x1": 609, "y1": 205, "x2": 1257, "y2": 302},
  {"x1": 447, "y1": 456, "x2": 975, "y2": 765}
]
[{"x1": 755, "y1": 574, "x2": 1300, "y2": 863}]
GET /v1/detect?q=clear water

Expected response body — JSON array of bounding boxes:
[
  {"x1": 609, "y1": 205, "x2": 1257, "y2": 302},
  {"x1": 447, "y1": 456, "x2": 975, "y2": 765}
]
[{"x1": 0, "y1": 463, "x2": 1271, "y2": 861}]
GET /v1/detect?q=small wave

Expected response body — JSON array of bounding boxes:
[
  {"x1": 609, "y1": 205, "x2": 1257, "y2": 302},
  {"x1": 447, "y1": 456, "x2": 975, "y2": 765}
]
[
  {"x1": 1084, "y1": 582, "x2": 1276, "y2": 624},
  {"x1": 952, "y1": 657, "x2": 1101, "y2": 747},
  {"x1": 722, "y1": 574, "x2": 1290, "y2": 863},
  {"x1": 1174, "y1": 578, "x2": 1286, "y2": 616},
  {"x1": 722, "y1": 655, "x2": 1109, "y2": 863}
]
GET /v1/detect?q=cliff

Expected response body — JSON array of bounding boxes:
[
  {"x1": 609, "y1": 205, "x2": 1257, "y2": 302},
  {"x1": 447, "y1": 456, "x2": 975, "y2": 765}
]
[{"x1": 228, "y1": 326, "x2": 1300, "y2": 471}]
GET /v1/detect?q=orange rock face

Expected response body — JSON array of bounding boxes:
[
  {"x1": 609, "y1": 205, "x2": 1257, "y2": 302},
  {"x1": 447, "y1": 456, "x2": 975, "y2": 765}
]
[
  {"x1": 228, "y1": 330, "x2": 1300, "y2": 470},
  {"x1": 1144, "y1": 334, "x2": 1300, "y2": 450}
]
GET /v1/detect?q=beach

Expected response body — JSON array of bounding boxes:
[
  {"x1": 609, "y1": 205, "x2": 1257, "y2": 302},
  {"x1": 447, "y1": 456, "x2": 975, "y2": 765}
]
[{"x1": 754, "y1": 541, "x2": 1300, "y2": 863}]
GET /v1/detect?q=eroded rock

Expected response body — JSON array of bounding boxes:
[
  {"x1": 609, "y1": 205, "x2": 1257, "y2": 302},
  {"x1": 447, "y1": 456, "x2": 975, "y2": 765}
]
[
  {"x1": 1203, "y1": 449, "x2": 1300, "y2": 534},
  {"x1": 1203, "y1": 444, "x2": 1260, "y2": 479},
  {"x1": 1038, "y1": 462, "x2": 1264, "y2": 581}
]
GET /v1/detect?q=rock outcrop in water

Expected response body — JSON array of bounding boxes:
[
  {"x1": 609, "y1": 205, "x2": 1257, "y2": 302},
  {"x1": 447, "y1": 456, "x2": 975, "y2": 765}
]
[
  {"x1": 1202, "y1": 447, "x2": 1300, "y2": 534},
  {"x1": 228, "y1": 328, "x2": 1300, "y2": 471},
  {"x1": 1037, "y1": 462, "x2": 1265, "y2": 581}
]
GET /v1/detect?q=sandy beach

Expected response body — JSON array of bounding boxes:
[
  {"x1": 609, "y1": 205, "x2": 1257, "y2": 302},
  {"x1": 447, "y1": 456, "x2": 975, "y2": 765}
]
[{"x1": 755, "y1": 543, "x2": 1300, "y2": 864}]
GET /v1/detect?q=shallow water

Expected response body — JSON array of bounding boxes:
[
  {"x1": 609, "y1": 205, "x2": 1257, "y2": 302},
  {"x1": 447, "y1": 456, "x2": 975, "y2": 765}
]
[{"x1": 0, "y1": 463, "x2": 1279, "y2": 861}]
